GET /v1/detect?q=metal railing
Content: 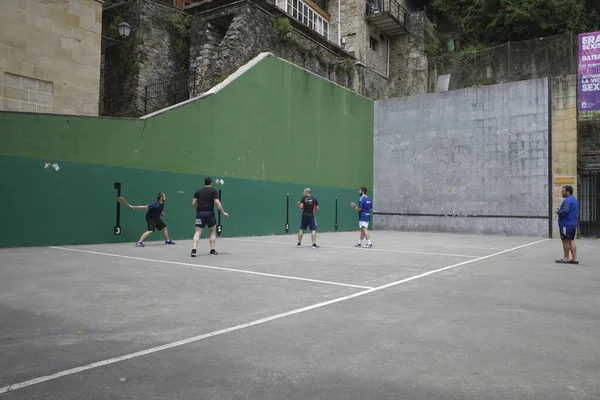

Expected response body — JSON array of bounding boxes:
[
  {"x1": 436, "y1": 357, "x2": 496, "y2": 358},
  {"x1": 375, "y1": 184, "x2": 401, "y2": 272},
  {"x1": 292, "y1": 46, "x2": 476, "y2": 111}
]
[
  {"x1": 579, "y1": 170, "x2": 600, "y2": 237},
  {"x1": 366, "y1": 0, "x2": 408, "y2": 24},
  {"x1": 144, "y1": 71, "x2": 198, "y2": 114}
]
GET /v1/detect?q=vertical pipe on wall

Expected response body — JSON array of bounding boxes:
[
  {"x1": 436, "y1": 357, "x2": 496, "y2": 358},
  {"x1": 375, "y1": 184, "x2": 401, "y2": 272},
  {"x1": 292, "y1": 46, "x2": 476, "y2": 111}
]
[
  {"x1": 337, "y1": 0, "x2": 341, "y2": 46},
  {"x1": 386, "y1": 35, "x2": 390, "y2": 78},
  {"x1": 547, "y1": 76, "x2": 554, "y2": 238}
]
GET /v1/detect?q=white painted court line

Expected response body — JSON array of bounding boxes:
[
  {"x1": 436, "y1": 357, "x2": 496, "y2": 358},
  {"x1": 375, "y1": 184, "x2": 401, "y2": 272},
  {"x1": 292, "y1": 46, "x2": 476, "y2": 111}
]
[
  {"x1": 48, "y1": 246, "x2": 373, "y2": 290},
  {"x1": 226, "y1": 238, "x2": 480, "y2": 258},
  {"x1": 0, "y1": 239, "x2": 549, "y2": 395}
]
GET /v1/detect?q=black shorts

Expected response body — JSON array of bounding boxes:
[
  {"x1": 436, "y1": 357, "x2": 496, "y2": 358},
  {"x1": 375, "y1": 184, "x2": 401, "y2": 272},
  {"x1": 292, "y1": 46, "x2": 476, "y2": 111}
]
[
  {"x1": 560, "y1": 226, "x2": 576, "y2": 241},
  {"x1": 196, "y1": 211, "x2": 216, "y2": 228},
  {"x1": 147, "y1": 218, "x2": 166, "y2": 232},
  {"x1": 300, "y1": 214, "x2": 317, "y2": 231}
]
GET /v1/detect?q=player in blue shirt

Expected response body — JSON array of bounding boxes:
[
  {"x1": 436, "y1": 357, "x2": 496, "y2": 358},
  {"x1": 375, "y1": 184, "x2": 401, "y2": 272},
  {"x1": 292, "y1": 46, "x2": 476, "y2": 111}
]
[
  {"x1": 555, "y1": 185, "x2": 579, "y2": 264},
  {"x1": 351, "y1": 186, "x2": 373, "y2": 248},
  {"x1": 130, "y1": 192, "x2": 176, "y2": 247}
]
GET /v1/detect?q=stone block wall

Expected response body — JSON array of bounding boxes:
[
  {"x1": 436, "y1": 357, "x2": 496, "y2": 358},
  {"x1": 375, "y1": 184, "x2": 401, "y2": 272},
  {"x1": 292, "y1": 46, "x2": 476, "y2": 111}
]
[
  {"x1": 0, "y1": 0, "x2": 103, "y2": 116},
  {"x1": 374, "y1": 78, "x2": 551, "y2": 237},
  {"x1": 579, "y1": 120, "x2": 600, "y2": 170},
  {"x1": 551, "y1": 75, "x2": 578, "y2": 238},
  {"x1": 3, "y1": 72, "x2": 54, "y2": 113},
  {"x1": 387, "y1": 11, "x2": 427, "y2": 97},
  {"x1": 102, "y1": 0, "x2": 186, "y2": 117},
  {"x1": 327, "y1": 0, "x2": 426, "y2": 98},
  {"x1": 189, "y1": 0, "x2": 387, "y2": 96}
]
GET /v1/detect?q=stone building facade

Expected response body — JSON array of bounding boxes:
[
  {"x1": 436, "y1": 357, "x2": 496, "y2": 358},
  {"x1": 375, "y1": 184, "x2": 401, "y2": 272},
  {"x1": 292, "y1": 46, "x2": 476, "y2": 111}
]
[
  {"x1": 0, "y1": 0, "x2": 104, "y2": 116},
  {"x1": 100, "y1": 0, "x2": 431, "y2": 116}
]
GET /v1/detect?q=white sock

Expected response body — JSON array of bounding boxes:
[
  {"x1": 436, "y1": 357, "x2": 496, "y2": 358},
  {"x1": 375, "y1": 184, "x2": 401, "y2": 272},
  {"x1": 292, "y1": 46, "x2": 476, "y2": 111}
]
[{"x1": 367, "y1": 239, "x2": 372, "y2": 245}]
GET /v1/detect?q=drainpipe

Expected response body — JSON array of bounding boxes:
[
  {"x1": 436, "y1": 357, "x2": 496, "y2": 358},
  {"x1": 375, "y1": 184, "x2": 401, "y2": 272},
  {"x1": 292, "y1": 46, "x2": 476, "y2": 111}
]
[
  {"x1": 386, "y1": 35, "x2": 390, "y2": 78},
  {"x1": 337, "y1": 0, "x2": 341, "y2": 46}
]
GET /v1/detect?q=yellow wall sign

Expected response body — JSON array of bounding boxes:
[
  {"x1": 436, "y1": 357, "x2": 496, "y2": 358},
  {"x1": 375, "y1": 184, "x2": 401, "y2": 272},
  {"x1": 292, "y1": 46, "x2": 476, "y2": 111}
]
[{"x1": 554, "y1": 176, "x2": 576, "y2": 184}]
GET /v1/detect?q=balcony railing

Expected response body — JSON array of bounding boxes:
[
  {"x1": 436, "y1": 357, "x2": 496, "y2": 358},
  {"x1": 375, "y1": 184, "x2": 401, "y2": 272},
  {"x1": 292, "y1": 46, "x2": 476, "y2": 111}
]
[{"x1": 366, "y1": 0, "x2": 409, "y2": 36}]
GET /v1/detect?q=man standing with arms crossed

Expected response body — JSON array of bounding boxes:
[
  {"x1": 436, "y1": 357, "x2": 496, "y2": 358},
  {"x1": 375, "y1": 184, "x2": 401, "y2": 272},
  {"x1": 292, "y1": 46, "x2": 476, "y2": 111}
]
[
  {"x1": 191, "y1": 177, "x2": 229, "y2": 257},
  {"x1": 555, "y1": 185, "x2": 579, "y2": 264},
  {"x1": 297, "y1": 188, "x2": 319, "y2": 249},
  {"x1": 351, "y1": 186, "x2": 373, "y2": 248}
]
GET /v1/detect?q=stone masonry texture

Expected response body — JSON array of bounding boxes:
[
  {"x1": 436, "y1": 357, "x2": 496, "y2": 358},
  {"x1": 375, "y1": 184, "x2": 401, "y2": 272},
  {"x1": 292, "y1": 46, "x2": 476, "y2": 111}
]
[
  {"x1": 374, "y1": 78, "x2": 551, "y2": 237},
  {"x1": 0, "y1": 0, "x2": 103, "y2": 116},
  {"x1": 102, "y1": 0, "x2": 185, "y2": 117},
  {"x1": 551, "y1": 75, "x2": 578, "y2": 238}
]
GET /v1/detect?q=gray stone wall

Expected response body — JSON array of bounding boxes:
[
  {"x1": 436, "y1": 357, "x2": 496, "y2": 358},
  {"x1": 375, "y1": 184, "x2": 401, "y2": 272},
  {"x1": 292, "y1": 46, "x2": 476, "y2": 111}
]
[
  {"x1": 374, "y1": 78, "x2": 551, "y2": 237},
  {"x1": 579, "y1": 120, "x2": 600, "y2": 170},
  {"x1": 387, "y1": 11, "x2": 427, "y2": 97},
  {"x1": 189, "y1": 0, "x2": 389, "y2": 96},
  {"x1": 102, "y1": 0, "x2": 186, "y2": 117}
]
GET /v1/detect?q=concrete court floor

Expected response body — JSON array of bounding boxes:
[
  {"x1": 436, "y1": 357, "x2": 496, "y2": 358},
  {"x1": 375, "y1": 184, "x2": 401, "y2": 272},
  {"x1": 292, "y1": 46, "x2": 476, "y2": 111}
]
[{"x1": 0, "y1": 231, "x2": 599, "y2": 400}]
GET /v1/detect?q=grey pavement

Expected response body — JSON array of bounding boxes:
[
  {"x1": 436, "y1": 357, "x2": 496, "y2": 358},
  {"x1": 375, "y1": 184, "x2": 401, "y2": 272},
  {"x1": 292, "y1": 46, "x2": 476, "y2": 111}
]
[{"x1": 0, "y1": 231, "x2": 599, "y2": 399}]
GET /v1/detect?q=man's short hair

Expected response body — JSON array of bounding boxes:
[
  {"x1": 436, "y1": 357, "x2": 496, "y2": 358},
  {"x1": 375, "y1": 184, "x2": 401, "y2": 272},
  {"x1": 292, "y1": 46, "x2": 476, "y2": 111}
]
[
  {"x1": 304, "y1": 188, "x2": 311, "y2": 194},
  {"x1": 157, "y1": 192, "x2": 165, "y2": 200},
  {"x1": 360, "y1": 186, "x2": 368, "y2": 194},
  {"x1": 205, "y1": 177, "x2": 212, "y2": 186},
  {"x1": 563, "y1": 185, "x2": 573, "y2": 195}
]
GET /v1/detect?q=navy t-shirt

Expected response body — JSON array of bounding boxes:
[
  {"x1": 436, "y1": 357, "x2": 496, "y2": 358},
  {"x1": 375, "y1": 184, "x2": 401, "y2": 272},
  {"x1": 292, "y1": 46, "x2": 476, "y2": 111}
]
[
  {"x1": 300, "y1": 195, "x2": 318, "y2": 216},
  {"x1": 146, "y1": 201, "x2": 164, "y2": 220}
]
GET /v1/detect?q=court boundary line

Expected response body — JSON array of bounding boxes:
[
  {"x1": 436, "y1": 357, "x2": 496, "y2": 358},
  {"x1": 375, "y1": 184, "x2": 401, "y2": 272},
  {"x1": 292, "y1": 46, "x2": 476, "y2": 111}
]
[
  {"x1": 0, "y1": 239, "x2": 549, "y2": 395},
  {"x1": 47, "y1": 246, "x2": 374, "y2": 290},
  {"x1": 225, "y1": 238, "x2": 480, "y2": 258}
]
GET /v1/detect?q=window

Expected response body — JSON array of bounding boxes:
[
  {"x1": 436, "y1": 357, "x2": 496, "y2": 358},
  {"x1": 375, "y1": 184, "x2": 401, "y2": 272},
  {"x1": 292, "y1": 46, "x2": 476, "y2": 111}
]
[
  {"x1": 276, "y1": 0, "x2": 287, "y2": 12},
  {"x1": 276, "y1": 0, "x2": 330, "y2": 39},
  {"x1": 370, "y1": 36, "x2": 379, "y2": 51}
]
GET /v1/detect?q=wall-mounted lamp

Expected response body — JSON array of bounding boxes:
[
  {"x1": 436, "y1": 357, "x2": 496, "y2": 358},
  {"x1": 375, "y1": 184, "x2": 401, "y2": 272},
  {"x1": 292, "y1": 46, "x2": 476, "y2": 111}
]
[{"x1": 102, "y1": 21, "x2": 133, "y2": 47}]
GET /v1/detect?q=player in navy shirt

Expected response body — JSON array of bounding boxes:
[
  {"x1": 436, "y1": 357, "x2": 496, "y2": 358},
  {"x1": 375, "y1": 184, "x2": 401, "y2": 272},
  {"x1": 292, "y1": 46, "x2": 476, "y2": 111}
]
[
  {"x1": 130, "y1": 192, "x2": 175, "y2": 247},
  {"x1": 555, "y1": 185, "x2": 579, "y2": 264},
  {"x1": 297, "y1": 188, "x2": 319, "y2": 249},
  {"x1": 351, "y1": 186, "x2": 373, "y2": 248}
]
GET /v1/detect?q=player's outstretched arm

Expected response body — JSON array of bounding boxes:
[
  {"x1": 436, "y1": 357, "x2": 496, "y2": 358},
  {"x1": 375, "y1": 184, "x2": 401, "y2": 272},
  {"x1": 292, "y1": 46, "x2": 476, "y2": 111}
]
[
  {"x1": 215, "y1": 199, "x2": 229, "y2": 218},
  {"x1": 131, "y1": 205, "x2": 149, "y2": 210}
]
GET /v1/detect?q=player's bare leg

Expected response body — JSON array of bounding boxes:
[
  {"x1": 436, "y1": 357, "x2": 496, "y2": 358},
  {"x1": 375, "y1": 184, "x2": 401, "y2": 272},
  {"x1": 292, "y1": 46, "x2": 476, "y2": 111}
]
[
  {"x1": 311, "y1": 229, "x2": 317, "y2": 246},
  {"x1": 569, "y1": 240, "x2": 578, "y2": 263},
  {"x1": 362, "y1": 227, "x2": 372, "y2": 247},
  {"x1": 208, "y1": 226, "x2": 218, "y2": 255},
  {"x1": 297, "y1": 229, "x2": 304, "y2": 247},
  {"x1": 191, "y1": 227, "x2": 202, "y2": 257},
  {"x1": 162, "y1": 227, "x2": 171, "y2": 241},
  {"x1": 138, "y1": 230, "x2": 153, "y2": 243},
  {"x1": 561, "y1": 239, "x2": 570, "y2": 261},
  {"x1": 357, "y1": 229, "x2": 365, "y2": 246}
]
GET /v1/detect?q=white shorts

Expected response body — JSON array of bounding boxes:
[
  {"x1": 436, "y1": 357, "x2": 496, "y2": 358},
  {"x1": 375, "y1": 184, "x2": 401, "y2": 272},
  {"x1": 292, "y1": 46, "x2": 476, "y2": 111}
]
[{"x1": 359, "y1": 221, "x2": 369, "y2": 229}]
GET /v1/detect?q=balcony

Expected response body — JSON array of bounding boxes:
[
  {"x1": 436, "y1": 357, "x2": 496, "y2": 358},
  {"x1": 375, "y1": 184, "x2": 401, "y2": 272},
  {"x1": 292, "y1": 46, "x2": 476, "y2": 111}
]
[{"x1": 366, "y1": 0, "x2": 408, "y2": 36}]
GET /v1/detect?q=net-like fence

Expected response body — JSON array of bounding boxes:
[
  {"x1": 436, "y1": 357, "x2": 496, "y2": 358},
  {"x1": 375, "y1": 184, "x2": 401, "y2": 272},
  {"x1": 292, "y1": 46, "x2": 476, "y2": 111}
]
[
  {"x1": 428, "y1": 32, "x2": 577, "y2": 92},
  {"x1": 143, "y1": 71, "x2": 199, "y2": 115}
]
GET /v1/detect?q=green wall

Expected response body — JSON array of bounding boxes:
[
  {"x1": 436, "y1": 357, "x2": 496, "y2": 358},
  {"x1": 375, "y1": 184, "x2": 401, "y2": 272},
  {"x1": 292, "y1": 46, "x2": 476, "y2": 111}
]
[{"x1": 0, "y1": 54, "x2": 374, "y2": 247}]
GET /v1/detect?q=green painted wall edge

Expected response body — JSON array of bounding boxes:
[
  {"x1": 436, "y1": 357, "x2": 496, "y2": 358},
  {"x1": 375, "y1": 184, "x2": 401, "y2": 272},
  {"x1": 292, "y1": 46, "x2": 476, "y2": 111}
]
[{"x1": 0, "y1": 53, "x2": 374, "y2": 191}]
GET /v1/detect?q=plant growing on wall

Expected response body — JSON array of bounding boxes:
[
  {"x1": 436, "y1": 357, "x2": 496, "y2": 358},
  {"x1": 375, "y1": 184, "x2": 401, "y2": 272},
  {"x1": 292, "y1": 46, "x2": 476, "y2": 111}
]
[
  {"x1": 334, "y1": 58, "x2": 355, "y2": 80},
  {"x1": 274, "y1": 17, "x2": 294, "y2": 42},
  {"x1": 104, "y1": 12, "x2": 145, "y2": 116},
  {"x1": 168, "y1": 13, "x2": 191, "y2": 72}
]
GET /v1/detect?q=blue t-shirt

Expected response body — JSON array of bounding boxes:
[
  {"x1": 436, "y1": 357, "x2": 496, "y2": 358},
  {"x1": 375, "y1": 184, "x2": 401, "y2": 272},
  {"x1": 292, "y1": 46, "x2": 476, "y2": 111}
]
[
  {"x1": 358, "y1": 195, "x2": 372, "y2": 222},
  {"x1": 558, "y1": 195, "x2": 578, "y2": 228},
  {"x1": 146, "y1": 201, "x2": 164, "y2": 220}
]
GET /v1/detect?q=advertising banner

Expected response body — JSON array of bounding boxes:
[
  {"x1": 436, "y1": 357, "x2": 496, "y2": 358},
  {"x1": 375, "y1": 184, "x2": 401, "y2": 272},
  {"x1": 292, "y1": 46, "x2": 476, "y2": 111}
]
[{"x1": 578, "y1": 31, "x2": 600, "y2": 112}]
